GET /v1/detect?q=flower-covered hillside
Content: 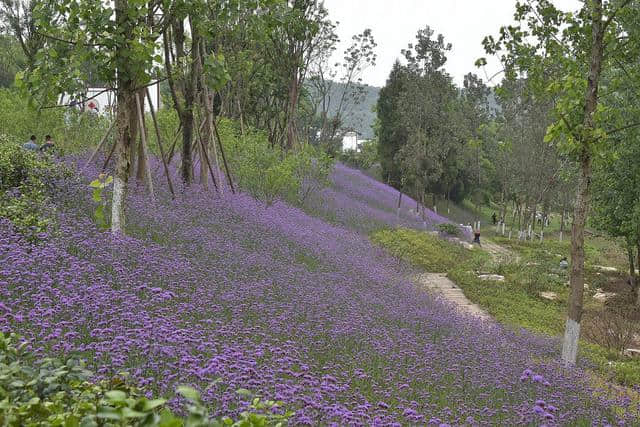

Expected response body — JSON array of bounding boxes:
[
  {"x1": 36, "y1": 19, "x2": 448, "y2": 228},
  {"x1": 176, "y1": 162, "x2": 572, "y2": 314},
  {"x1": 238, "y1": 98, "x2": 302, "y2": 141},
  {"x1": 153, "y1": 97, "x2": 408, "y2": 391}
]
[
  {"x1": 0, "y1": 161, "x2": 636, "y2": 425},
  {"x1": 311, "y1": 163, "x2": 451, "y2": 233}
]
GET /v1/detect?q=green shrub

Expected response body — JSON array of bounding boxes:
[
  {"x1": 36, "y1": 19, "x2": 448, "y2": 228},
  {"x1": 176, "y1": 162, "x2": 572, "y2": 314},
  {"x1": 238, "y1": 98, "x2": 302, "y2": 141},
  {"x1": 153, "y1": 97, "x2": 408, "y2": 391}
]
[
  {"x1": 437, "y1": 223, "x2": 461, "y2": 237},
  {"x1": 339, "y1": 139, "x2": 379, "y2": 170},
  {"x1": 219, "y1": 120, "x2": 333, "y2": 206},
  {"x1": 0, "y1": 332, "x2": 292, "y2": 426},
  {"x1": 0, "y1": 135, "x2": 67, "y2": 235}
]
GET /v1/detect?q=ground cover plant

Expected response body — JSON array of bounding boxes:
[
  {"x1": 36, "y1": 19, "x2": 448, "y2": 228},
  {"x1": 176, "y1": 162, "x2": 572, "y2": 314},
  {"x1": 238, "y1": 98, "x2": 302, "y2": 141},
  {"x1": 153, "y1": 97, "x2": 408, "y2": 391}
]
[{"x1": 1, "y1": 158, "x2": 639, "y2": 425}]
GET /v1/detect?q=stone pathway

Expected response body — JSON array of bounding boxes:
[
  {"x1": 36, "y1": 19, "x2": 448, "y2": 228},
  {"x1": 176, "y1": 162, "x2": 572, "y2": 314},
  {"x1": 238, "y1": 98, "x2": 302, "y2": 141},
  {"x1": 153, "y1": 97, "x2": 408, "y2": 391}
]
[
  {"x1": 416, "y1": 272, "x2": 491, "y2": 321},
  {"x1": 481, "y1": 240, "x2": 518, "y2": 263}
]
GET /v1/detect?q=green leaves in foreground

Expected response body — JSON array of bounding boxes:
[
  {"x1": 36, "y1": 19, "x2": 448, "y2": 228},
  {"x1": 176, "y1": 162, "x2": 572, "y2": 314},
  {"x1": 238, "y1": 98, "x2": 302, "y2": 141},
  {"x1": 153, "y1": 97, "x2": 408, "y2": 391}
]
[
  {"x1": 89, "y1": 173, "x2": 113, "y2": 230},
  {"x1": 0, "y1": 332, "x2": 292, "y2": 426}
]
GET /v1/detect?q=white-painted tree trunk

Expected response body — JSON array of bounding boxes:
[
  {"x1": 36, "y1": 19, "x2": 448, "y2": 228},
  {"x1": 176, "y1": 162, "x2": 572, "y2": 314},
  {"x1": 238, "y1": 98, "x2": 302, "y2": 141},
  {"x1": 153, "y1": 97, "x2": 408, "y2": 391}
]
[
  {"x1": 111, "y1": 176, "x2": 126, "y2": 233},
  {"x1": 561, "y1": 318, "x2": 580, "y2": 364}
]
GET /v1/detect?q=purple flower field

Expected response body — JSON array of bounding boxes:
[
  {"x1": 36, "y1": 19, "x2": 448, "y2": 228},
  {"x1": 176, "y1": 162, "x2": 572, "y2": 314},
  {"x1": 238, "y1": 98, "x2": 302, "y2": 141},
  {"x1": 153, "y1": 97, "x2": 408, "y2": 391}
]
[
  {"x1": 0, "y1": 160, "x2": 637, "y2": 425},
  {"x1": 311, "y1": 163, "x2": 451, "y2": 233}
]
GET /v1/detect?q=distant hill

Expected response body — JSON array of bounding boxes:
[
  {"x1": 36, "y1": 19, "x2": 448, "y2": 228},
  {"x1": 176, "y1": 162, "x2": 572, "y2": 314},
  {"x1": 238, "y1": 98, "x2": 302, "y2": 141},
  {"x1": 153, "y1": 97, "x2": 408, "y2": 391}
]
[{"x1": 307, "y1": 81, "x2": 380, "y2": 140}]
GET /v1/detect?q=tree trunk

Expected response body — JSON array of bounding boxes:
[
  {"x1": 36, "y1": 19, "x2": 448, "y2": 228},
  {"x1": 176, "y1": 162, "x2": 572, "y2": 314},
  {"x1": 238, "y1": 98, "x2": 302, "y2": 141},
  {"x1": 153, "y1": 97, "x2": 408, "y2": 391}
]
[
  {"x1": 626, "y1": 241, "x2": 637, "y2": 303},
  {"x1": 181, "y1": 106, "x2": 194, "y2": 184},
  {"x1": 531, "y1": 205, "x2": 537, "y2": 232},
  {"x1": 112, "y1": 93, "x2": 135, "y2": 233},
  {"x1": 285, "y1": 73, "x2": 300, "y2": 149},
  {"x1": 562, "y1": 0, "x2": 604, "y2": 365},
  {"x1": 199, "y1": 128, "x2": 209, "y2": 189},
  {"x1": 112, "y1": 0, "x2": 137, "y2": 232},
  {"x1": 135, "y1": 93, "x2": 154, "y2": 197}
]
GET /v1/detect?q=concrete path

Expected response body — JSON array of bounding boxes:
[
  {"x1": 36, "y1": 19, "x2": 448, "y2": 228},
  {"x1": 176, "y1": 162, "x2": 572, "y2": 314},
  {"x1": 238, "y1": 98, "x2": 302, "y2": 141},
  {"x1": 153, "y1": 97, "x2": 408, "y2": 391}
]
[{"x1": 416, "y1": 272, "x2": 491, "y2": 321}]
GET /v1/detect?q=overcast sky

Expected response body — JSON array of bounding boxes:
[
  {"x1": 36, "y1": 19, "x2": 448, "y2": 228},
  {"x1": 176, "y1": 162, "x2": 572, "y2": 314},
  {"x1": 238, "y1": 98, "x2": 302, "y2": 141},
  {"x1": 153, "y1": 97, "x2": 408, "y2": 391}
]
[{"x1": 322, "y1": 0, "x2": 581, "y2": 88}]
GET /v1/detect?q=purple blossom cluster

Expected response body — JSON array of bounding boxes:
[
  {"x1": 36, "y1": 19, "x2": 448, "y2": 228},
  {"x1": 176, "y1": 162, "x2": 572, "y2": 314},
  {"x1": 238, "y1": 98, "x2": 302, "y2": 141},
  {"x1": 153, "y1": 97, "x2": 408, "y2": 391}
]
[
  {"x1": 0, "y1": 158, "x2": 636, "y2": 424},
  {"x1": 309, "y1": 163, "x2": 451, "y2": 233}
]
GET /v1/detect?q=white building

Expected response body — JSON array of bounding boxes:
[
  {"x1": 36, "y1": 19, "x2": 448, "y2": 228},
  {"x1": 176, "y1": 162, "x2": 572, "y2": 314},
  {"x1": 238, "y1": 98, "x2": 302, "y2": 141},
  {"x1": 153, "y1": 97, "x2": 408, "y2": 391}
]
[{"x1": 341, "y1": 131, "x2": 359, "y2": 152}]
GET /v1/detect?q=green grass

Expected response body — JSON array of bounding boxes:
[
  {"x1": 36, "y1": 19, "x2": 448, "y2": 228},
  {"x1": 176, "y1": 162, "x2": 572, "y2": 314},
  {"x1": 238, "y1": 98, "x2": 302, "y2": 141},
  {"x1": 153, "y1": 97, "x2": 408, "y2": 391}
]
[
  {"x1": 370, "y1": 228, "x2": 473, "y2": 273},
  {"x1": 372, "y1": 228, "x2": 640, "y2": 387}
]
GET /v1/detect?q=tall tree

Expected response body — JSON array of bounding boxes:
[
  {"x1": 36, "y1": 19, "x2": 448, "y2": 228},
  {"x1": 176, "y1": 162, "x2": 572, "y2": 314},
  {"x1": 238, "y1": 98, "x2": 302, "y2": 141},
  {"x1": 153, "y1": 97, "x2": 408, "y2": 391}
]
[
  {"x1": 308, "y1": 28, "x2": 376, "y2": 151},
  {"x1": 483, "y1": 0, "x2": 639, "y2": 364},
  {"x1": 0, "y1": 0, "x2": 46, "y2": 65},
  {"x1": 377, "y1": 60, "x2": 408, "y2": 188},
  {"x1": 21, "y1": 0, "x2": 171, "y2": 233}
]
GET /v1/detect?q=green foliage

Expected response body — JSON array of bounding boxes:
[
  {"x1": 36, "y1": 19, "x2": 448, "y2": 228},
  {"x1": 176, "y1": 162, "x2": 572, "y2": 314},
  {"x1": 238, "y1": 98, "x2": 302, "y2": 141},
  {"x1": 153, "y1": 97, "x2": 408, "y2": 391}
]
[
  {"x1": 0, "y1": 332, "x2": 292, "y2": 426},
  {"x1": 0, "y1": 135, "x2": 65, "y2": 236},
  {"x1": 219, "y1": 120, "x2": 333, "y2": 206},
  {"x1": 89, "y1": 174, "x2": 113, "y2": 230},
  {"x1": 371, "y1": 228, "x2": 472, "y2": 273},
  {"x1": 340, "y1": 139, "x2": 379, "y2": 170},
  {"x1": 377, "y1": 29, "x2": 487, "y2": 203},
  {"x1": 0, "y1": 88, "x2": 110, "y2": 154},
  {"x1": 376, "y1": 61, "x2": 408, "y2": 188},
  {"x1": 0, "y1": 35, "x2": 26, "y2": 87},
  {"x1": 437, "y1": 223, "x2": 461, "y2": 237}
]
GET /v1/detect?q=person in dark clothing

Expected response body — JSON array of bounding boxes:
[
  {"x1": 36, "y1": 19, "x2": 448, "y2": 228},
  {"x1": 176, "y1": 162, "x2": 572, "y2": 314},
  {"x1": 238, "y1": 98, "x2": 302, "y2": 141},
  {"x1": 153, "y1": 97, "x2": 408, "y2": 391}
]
[
  {"x1": 473, "y1": 229, "x2": 481, "y2": 245},
  {"x1": 492, "y1": 212, "x2": 497, "y2": 225},
  {"x1": 39, "y1": 135, "x2": 55, "y2": 152}
]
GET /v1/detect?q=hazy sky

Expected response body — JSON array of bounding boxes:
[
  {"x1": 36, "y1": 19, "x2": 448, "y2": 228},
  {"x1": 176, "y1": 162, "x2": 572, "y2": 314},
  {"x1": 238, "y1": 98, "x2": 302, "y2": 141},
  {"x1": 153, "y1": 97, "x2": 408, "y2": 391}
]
[{"x1": 323, "y1": 0, "x2": 581, "y2": 88}]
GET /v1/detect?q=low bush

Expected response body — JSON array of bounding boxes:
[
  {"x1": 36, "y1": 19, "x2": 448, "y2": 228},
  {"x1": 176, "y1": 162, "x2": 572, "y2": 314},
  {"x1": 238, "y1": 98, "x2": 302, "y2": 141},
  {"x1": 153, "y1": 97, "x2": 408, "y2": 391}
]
[
  {"x1": 0, "y1": 332, "x2": 291, "y2": 426},
  {"x1": 339, "y1": 139, "x2": 379, "y2": 170},
  {"x1": 219, "y1": 120, "x2": 333, "y2": 206},
  {"x1": 0, "y1": 135, "x2": 68, "y2": 236},
  {"x1": 582, "y1": 308, "x2": 639, "y2": 353},
  {"x1": 437, "y1": 222, "x2": 461, "y2": 237}
]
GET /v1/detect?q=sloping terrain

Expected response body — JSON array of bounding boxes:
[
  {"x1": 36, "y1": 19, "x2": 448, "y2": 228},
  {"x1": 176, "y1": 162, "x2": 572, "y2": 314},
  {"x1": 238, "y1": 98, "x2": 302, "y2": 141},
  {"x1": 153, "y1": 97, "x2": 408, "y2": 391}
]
[
  {"x1": 311, "y1": 163, "x2": 451, "y2": 233},
  {"x1": 0, "y1": 160, "x2": 635, "y2": 425}
]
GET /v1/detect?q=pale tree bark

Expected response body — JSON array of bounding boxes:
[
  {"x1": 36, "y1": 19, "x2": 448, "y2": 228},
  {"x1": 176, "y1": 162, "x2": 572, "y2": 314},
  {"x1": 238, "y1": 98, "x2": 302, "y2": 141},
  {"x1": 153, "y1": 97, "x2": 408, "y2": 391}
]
[
  {"x1": 561, "y1": 0, "x2": 605, "y2": 365},
  {"x1": 111, "y1": 0, "x2": 139, "y2": 234},
  {"x1": 112, "y1": 80, "x2": 138, "y2": 233}
]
